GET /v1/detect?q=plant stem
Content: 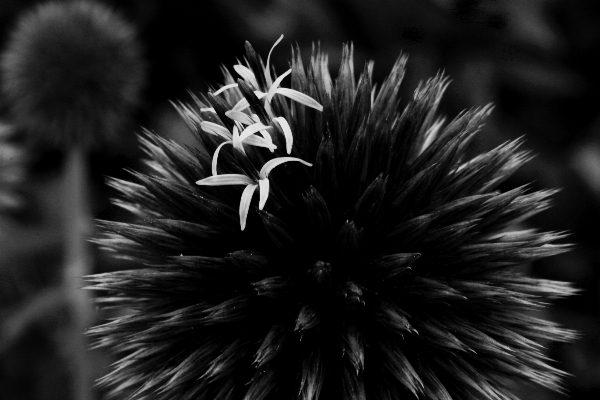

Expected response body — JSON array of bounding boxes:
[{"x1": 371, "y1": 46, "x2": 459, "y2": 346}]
[{"x1": 62, "y1": 147, "x2": 93, "y2": 400}]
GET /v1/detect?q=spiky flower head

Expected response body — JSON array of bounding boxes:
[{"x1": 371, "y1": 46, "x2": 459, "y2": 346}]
[
  {"x1": 1, "y1": 0, "x2": 145, "y2": 149},
  {"x1": 89, "y1": 37, "x2": 576, "y2": 400}
]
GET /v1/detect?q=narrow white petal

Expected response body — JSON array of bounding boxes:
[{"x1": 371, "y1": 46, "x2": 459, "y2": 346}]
[
  {"x1": 239, "y1": 122, "x2": 272, "y2": 142},
  {"x1": 211, "y1": 141, "x2": 232, "y2": 176},
  {"x1": 275, "y1": 88, "x2": 324, "y2": 111},
  {"x1": 212, "y1": 83, "x2": 239, "y2": 96},
  {"x1": 258, "y1": 178, "x2": 270, "y2": 209},
  {"x1": 258, "y1": 129, "x2": 274, "y2": 152},
  {"x1": 234, "y1": 65, "x2": 259, "y2": 89},
  {"x1": 265, "y1": 34, "x2": 284, "y2": 86},
  {"x1": 200, "y1": 107, "x2": 216, "y2": 113},
  {"x1": 196, "y1": 174, "x2": 254, "y2": 186},
  {"x1": 232, "y1": 126, "x2": 245, "y2": 153},
  {"x1": 272, "y1": 117, "x2": 293, "y2": 154},
  {"x1": 264, "y1": 101, "x2": 275, "y2": 120},
  {"x1": 259, "y1": 157, "x2": 313, "y2": 179},
  {"x1": 239, "y1": 184, "x2": 258, "y2": 230},
  {"x1": 225, "y1": 110, "x2": 255, "y2": 125},
  {"x1": 230, "y1": 91, "x2": 267, "y2": 113},
  {"x1": 250, "y1": 115, "x2": 274, "y2": 147},
  {"x1": 266, "y1": 69, "x2": 292, "y2": 103},
  {"x1": 232, "y1": 97, "x2": 250, "y2": 112},
  {"x1": 243, "y1": 135, "x2": 277, "y2": 151},
  {"x1": 201, "y1": 121, "x2": 232, "y2": 140}
]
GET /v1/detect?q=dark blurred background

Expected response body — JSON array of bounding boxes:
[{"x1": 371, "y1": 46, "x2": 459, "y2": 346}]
[{"x1": 1, "y1": 0, "x2": 599, "y2": 399}]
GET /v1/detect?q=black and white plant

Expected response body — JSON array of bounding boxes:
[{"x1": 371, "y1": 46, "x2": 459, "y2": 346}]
[
  {"x1": 1, "y1": 1, "x2": 145, "y2": 399},
  {"x1": 89, "y1": 36, "x2": 576, "y2": 400}
]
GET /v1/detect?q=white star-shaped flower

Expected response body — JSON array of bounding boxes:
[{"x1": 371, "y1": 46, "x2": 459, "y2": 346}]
[{"x1": 196, "y1": 157, "x2": 312, "y2": 230}]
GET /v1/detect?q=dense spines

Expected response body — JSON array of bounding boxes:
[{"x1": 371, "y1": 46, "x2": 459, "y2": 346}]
[{"x1": 89, "y1": 40, "x2": 576, "y2": 400}]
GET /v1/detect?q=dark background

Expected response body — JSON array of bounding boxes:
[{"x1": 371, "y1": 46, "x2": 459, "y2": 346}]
[{"x1": 1, "y1": 0, "x2": 599, "y2": 399}]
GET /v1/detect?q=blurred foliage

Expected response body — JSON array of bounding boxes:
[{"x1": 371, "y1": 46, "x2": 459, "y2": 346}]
[
  {"x1": 0, "y1": 123, "x2": 24, "y2": 210},
  {"x1": 1, "y1": 0, "x2": 599, "y2": 399}
]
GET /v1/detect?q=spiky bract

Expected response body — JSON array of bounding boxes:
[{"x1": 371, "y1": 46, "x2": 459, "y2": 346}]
[
  {"x1": 1, "y1": 0, "x2": 145, "y2": 149},
  {"x1": 88, "y1": 41, "x2": 576, "y2": 400}
]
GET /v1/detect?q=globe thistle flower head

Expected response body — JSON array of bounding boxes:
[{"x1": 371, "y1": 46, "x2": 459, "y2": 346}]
[
  {"x1": 88, "y1": 37, "x2": 577, "y2": 400},
  {"x1": 1, "y1": 0, "x2": 145, "y2": 149}
]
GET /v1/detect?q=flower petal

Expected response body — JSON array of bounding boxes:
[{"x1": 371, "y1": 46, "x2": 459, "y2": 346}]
[
  {"x1": 212, "y1": 83, "x2": 239, "y2": 96},
  {"x1": 200, "y1": 107, "x2": 216, "y2": 113},
  {"x1": 259, "y1": 157, "x2": 313, "y2": 179},
  {"x1": 232, "y1": 97, "x2": 250, "y2": 112},
  {"x1": 265, "y1": 34, "x2": 284, "y2": 86},
  {"x1": 258, "y1": 178, "x2": 270, "y2": 209},
  {"x1": 259, "y1": 130, "x2": 274, "y2": 151},
  {"x1": 196, "y1": 174, "x2": 254, "y2": 186},
  {"x1": 201, "y1": 121, "x2": 232, "y2": 140},
  {"x1": 239, "y1": 183, "x2": 258, "y2": 230},
  {"x1": 272, "y1": 117, "x2": 293, "y2": 154},
  {"x1": 234, "y1": 64, "x2": 259, "y2": 89},
  {"x1": 225, "y1": 110, "x2": 255, "y2": 125},
  {"x1": 239, "y1": 122, "x2": 272, "y2": 143},
  {"x1": 243, "y1": 135, "x2": 277, "y2": 151},
  {"x1": 266, "y1": 69, "x2": 292, "y2": 104},
  {"x1": 211, "y1": 140, "x2": 232, "y2": 176},
  {"x1": 275, "y1": 87, "x2": 324, "y2": 111},
  {"x1": 231, "y1": 91, "x2": 266, "y2": 113},
  {"x1": 232, "y1": 125, "x2": 244, "y2": 153},
  {"x1": 264, "y1": 101, "x2": 275, "y2": 120},
  {"x1": 252, "y1": 116, "x2": 274, "y2": 148}
]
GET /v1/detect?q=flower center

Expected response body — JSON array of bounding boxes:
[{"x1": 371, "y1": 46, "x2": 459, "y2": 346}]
[
  {"x1": 309, "y1": 260, "x2": 332, "y2": 286},
  {"x1": 308, "y1": 260, "x2": 365, "y2": 308}
]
